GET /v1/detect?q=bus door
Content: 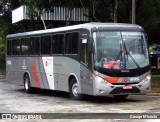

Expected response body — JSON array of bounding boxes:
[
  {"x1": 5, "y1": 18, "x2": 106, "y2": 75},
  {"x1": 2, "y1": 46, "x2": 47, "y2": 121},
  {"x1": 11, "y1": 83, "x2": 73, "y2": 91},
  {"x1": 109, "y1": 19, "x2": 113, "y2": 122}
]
[{"x1": 80, "y1": 38, "x2": 93, "y2": 95}]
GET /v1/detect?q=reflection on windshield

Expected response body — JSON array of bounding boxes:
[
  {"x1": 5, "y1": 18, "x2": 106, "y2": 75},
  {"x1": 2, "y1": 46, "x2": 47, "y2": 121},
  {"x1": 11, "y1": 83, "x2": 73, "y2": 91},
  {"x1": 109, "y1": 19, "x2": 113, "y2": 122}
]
[{"x1": 93, "y1": 31, "x2": 149, "y2": 70}]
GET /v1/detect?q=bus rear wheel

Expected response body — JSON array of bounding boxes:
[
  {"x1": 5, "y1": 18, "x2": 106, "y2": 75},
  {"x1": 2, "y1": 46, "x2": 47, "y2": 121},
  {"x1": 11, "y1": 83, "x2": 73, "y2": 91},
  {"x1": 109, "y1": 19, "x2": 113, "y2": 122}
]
[
  {"x1": 24, "y1": 74, "x2": 32, "y2": 93},
  {"x1": 69, "y1": 78, "x2": 83, "y2": 100}
]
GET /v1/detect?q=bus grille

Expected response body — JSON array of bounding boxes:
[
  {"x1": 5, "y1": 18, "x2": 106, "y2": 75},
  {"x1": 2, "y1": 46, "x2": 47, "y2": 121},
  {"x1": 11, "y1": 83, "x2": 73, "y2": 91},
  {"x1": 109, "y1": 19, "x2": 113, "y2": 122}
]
[
  {"x1": 110, "y1": 86, "x2": 140, "y2": 94},
  {"x1": 111, "y1": 82, "x2": 139, "y2": 85}
]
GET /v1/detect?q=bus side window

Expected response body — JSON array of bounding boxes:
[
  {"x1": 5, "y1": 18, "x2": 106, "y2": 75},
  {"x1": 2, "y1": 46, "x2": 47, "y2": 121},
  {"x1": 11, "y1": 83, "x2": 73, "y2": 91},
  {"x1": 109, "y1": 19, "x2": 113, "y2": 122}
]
[
  {"x1": 65, "y1": 32, "x2": 78, "y2": 54},
  {"x1": 81, "y1": 38, "x2": 88, "y2": 65},
  {"x1": 52, "y1": 34, "x2": 64, "y2": 54},
  {"x1": 21, "y1": 38, "x2": 30, "y2": 55},
  {"x1": 41, "y1": 35, "x2": 51, "y2": 55},
  {"x1": 52, "y1": 35, "x2": 58, "y2": 54},
  {"x1": 30, "y1": 37, "x2": 40, "y2": 55},
  {"x1": 12, "y1": 38, "x2": 21, "y2": 55},
  {"x1": 58, "y1": 34, "x2": 64, "y2": 54}
]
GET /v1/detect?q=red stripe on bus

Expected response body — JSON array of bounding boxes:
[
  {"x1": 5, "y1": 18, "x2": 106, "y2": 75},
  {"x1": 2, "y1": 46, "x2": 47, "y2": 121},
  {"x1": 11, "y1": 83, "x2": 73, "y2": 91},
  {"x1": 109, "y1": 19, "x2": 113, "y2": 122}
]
[
  {"x1": 31, "y1": 59, "x2": 40, "y2": 88},
  {"x1": 104, "y1": 77, "x2": 120, "y2": 83}
]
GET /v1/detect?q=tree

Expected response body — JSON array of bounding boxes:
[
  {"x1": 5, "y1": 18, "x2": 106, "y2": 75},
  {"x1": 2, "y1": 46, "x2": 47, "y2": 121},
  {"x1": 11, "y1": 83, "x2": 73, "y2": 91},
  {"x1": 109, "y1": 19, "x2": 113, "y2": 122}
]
[
  {"x1": 0, "y1": 37, "x2": 5, "y2": 63},
  {"x1": 136, "y1": 0, "x2": 160, "y2": 45},
  {"x1": 0, "y1": 0, "x2": 160, "y2": 64},
  {"x1": 0, "y1": 0, "x2": 21, "y2": 63}
]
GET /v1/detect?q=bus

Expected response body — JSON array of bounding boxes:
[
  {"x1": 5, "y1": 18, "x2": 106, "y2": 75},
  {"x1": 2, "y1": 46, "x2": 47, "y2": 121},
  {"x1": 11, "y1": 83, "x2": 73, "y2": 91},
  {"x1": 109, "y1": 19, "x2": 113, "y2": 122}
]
[{"x1": 6, "y1": 23, "x2": 151, "y2": 100}]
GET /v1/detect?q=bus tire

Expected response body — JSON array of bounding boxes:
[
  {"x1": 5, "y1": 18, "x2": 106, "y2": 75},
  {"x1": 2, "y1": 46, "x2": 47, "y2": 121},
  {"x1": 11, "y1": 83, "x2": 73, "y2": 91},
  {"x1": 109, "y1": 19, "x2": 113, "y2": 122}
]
[
  {"x1": 24, "y1": 74, "x2": 32, "y2": 93},
  {"x1": 113, "y1": 95, "x2": 128, "y2": 100},
  {"x1": 69, "y1": 78, "x2": 83, "y2": 100}
]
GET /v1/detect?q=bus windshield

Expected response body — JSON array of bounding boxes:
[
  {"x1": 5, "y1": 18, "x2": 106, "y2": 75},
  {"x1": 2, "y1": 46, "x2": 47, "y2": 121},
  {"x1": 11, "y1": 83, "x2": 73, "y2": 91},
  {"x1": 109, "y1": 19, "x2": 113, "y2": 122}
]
[{"x1": 93, "y1": 31, "x2": 149, "y2": 70}]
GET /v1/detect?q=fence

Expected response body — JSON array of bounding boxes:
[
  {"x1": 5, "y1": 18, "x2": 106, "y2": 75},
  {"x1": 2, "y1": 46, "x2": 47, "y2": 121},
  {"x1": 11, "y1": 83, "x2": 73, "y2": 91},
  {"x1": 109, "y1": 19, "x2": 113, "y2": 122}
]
[
  {"x1": 0, "y1": 64, "x2": 6, "y2": 75},
  {"x1": 150, "y1": 54, "x2": 160, "y2": 74}
]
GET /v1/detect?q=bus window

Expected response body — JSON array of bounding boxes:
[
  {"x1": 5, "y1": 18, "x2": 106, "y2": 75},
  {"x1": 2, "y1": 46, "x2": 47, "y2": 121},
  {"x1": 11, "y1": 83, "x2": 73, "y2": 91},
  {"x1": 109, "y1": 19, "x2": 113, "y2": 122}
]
[
  {"x1": 81, "y1": 38, "x2": 88, "y2": 65},
  {"x1": 12, "y1": 38, "x2": 21, "y2": 55},
  {"x1": 30, "y1": 37, "x2": 40, "y2": 55},
  {"x1": 7, "y1": 40, "x2": 12, "y2": 55},
  {"x1": 52, "y1": 34, "x2": 64, "y2": 54},
  {"x1": 52, "y1": 35, "x2": 58, "y2": 54},
  {"x1": 65, "y1": 32, "x2": 78, "y2": 54},
  {"x1": 41, "y1": 35, "x2": 51, "y2": 55},
  {"x1": 21, "y1": 38, "x2": 30, "y2": 55}
]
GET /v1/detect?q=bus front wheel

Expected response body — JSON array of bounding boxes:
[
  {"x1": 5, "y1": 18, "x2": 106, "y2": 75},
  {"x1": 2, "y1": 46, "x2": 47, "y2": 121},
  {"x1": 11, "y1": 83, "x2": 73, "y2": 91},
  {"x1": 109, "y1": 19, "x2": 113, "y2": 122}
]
[
  {"x1": 24, "y1": 74, "x2": 32, "y2": 93},
  {"x1": 69, "y1": 78, "x2": 83, "y2": 100}
]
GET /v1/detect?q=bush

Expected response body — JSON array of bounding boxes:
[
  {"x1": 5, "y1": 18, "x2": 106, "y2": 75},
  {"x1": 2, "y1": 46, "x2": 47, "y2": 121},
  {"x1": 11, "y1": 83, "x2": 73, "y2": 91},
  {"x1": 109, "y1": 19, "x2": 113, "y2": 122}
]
[
  {"x1": 0, "y1": 37, "x2": 5, "y2": 64},
  {"x1": 0, "y1": 64, "x2": 6, "y2": 75}
]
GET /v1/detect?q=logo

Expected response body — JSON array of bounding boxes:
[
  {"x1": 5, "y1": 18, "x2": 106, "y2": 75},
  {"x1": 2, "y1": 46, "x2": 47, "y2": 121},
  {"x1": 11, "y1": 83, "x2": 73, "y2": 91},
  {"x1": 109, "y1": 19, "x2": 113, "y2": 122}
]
[
  {"x1": 80, "y1": 64, "x2": 83, "y2": 70},
  {"x1": 120, "y1": 63, "x2": 125, "y2": 69},
  {"x1": 1, "y1": 114, "x2": 42, "y2": 120},
  {"x1": 130, "y1": 77, "x2": 139, "y2": 82},
  {"x1": 122, "y1": 78, "x2": 127, "y2": 83},
  {"x1": 2, "y1": 114, "x2": 11, "y2": 119}
]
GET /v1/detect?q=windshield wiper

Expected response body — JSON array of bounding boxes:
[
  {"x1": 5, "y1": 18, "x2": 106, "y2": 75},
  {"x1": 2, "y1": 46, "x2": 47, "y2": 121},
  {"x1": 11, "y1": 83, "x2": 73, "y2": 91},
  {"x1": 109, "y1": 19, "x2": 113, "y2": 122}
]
[
  {"x1": 123, "y1": 42, "x2": 141, "y2": 69},
  {"x1": 111, "y1": 43, "x2": 123, "y2": 69},
  {"x1": 111, "y1": 42, "x2": 141, "y2": 70}
]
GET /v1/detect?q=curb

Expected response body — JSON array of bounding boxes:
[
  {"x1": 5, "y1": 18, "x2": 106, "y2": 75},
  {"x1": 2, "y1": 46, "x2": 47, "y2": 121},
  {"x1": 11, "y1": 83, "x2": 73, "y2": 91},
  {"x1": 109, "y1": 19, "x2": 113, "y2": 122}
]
[
  {"x1": 147, "y1": 93, "x2": 160, "y2": 96},
  {"x1": 0, "y1": 75, "x2": 5, "y2": 79}
]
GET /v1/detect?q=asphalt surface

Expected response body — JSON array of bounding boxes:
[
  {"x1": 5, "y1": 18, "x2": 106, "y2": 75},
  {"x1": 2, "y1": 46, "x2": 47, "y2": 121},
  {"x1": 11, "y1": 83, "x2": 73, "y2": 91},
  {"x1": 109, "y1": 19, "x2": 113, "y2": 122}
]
[{"x1": 0, "y1": 78, "x2": 160, "y2": 121}]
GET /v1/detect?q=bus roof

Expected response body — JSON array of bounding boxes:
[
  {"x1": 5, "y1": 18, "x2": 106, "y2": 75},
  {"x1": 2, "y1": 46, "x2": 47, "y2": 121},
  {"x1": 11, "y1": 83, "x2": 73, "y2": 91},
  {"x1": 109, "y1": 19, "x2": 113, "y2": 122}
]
[{"x1": 7, "y1": 22, "x2": 143, "y2": 38}]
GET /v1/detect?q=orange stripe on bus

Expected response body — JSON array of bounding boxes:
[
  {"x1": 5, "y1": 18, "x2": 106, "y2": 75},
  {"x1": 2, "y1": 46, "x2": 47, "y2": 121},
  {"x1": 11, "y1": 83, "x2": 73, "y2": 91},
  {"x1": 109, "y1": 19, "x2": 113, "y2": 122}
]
[
  {"x1": 31, "y1": 59, "x2": 40, "y2": 88},
  {"x1": 104, "y1": 77, "x2": 120, "y2": 83}
]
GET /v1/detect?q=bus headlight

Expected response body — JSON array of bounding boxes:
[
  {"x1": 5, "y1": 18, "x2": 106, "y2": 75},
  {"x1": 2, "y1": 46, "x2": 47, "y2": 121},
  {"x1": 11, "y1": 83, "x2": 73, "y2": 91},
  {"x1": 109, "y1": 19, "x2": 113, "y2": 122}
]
[
  {"x1": 141, "y1": 75, "x2": 151, "y2": 83},
  {"x1": 95, "y1": 76, "x2": 108, "y2": 84}
]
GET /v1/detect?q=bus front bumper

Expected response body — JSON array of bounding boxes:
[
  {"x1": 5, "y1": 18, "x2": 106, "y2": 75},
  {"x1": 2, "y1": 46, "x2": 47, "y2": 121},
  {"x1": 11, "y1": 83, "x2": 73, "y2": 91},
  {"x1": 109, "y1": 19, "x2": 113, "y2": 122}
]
[{"x1": 94, "y1": 78, "x2": 151, "y2": 96}]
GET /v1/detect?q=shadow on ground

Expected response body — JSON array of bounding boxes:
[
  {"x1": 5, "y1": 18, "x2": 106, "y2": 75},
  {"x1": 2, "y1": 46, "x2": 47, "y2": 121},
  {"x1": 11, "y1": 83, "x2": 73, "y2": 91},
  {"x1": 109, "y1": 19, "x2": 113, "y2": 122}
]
[{"x1": 15, "y1": 87, "x2": 147, "y2": 104}]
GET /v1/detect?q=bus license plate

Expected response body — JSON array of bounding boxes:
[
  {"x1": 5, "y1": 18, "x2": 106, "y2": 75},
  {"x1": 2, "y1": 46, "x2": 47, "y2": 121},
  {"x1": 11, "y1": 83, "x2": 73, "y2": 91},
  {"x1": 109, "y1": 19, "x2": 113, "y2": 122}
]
[{"x1": 123, "y1": 85, "x2": 132, "y2": 90}]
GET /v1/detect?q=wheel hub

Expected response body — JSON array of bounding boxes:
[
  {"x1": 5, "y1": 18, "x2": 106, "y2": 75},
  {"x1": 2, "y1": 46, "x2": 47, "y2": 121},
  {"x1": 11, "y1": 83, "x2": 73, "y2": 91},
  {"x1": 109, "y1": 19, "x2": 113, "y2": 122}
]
[
  {"x1": 25, "y1": 79, "x2": 29, "y2": 90},
  {"x1": 72, "y1": 83, "x2": 79, "y2": 96}
]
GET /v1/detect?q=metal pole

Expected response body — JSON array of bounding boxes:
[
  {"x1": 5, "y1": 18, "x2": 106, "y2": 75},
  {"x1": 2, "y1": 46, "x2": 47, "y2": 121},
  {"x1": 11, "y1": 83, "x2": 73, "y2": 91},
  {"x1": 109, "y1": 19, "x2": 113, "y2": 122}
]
[
  {"x1": 132, "y1": 0, "x2": 136, "y2": 24},
  {"x1": 41, "y1": 14, "x2": 47, "y2": 30},
  {"x1": 114, "y1": 0, "x2": 118, "y2": 23}
]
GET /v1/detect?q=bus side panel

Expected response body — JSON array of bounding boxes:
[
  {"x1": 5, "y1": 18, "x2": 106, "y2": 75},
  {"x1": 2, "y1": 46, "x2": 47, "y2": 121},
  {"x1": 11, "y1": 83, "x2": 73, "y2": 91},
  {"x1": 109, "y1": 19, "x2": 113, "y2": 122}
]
[
  {"x1": 6, "y1": 57, "x2": 25, "y2": 85},
  {"x1": 6, "y1": 57, "x2": 50, "y2": 89},
  {"x1": 6, "y1": 56, "x2": 94, "y2": 95},
  {"x1": 53, "y1": 57, "x2": 81, "y2": 93},
  {"x1": 30, "y1": 57, "x2": 44, "y2": 88},
  {"x1": 80, "y1": 65, "x2": 94, "y2": 95},
  {"x1": 41, "y1": 57, "x2": 54, "y2": 90},
  {"x1": 29, "y1": 57, "x2": 54, "y2": 89}
]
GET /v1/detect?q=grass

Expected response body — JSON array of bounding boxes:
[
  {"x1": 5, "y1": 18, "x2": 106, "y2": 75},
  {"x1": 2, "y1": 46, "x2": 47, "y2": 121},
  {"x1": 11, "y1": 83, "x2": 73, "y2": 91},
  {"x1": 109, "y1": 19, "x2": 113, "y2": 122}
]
[
  {"x1": 0, "y1": 65, "x2": 6, "y2": 75},
  {"x1": 151, "y1": 76, "x2": 160, "y2": 93}
]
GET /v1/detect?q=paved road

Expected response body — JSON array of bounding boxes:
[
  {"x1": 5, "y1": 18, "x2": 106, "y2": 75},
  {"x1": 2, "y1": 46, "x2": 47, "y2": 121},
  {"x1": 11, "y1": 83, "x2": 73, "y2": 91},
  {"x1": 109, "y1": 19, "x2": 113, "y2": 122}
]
[{"x1": 0, "y1": 78, "x2": 160, "y2": 121}]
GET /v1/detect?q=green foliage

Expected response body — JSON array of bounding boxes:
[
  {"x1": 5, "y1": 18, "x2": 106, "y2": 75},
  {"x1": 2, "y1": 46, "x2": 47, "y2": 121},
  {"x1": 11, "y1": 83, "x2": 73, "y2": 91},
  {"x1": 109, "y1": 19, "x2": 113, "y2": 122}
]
[
  {"x1": 0, "y1": 0, "x2": 20, "y2": 63},
  {"x1": 153, "y1": 45, "x2": 160, "y2": 51},
  {"x1": 152, "y1": 77, "x2": 160, "y2": 82},
  {"x1": 136, "y1": 0, "x2": 160, "y2": 45},
  {"x1": 0, "y1": 15, "x2": 8, "y2": 63},
  {"x1": 0, "y1": 63, "x2": 5, "y2": 74},
  {"x1": 0, "y1": 37, "x2": 5, "y2": 63},
  {"x1": 0, "y1": 0, "x2": 160, "y2": 63}
]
